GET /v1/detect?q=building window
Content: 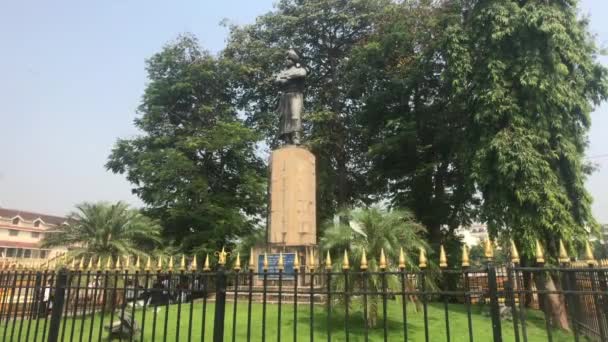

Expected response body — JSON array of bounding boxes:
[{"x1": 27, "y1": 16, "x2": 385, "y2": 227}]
[
  {"x1": 31, "y1": 232, "x2": 40, "y2": 238},
  {"x1": 6, "y1": 248, "x2": 16, "y2": 257},
  {"x1": 9, "y1": 229, "x2": 19, "y2": 236},
  {"x1": 12, "y1": 217, "x2": 19, "y2": 225},
  {"x1": 34, "y1": 220, "x2": 41, "y2": 228},
  {"x1": 40, "y1": 250, "x2": 47, "y2": 259},
  {"x1": 24, "y1": 249, "x2": 32, "y2": 258}
]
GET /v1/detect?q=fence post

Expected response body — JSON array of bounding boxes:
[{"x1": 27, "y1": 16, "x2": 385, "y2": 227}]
[
  {"x1": 47, "y1": 269, "x2": 67, "y2": 342},
  {"x1": 213, "y1": 265, "x2": 227, "y2": 342},
  {"x1": 589, "y1": 262, "x2": 607, "y2": 341},
  {"x1": 30, "y1": 271, "x2": 43, "y2": 319},
  {"x1": 487, "y1": 262, "x2": 503, "y2": 342}
]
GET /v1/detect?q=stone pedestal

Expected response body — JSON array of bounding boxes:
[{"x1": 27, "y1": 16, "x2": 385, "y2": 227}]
[
  {"x1": 268, "y1": 146, "x2": 316, "y2": 246},
  {"x1": 252, "y1": 146, "x2": 317, "y2": 286}
]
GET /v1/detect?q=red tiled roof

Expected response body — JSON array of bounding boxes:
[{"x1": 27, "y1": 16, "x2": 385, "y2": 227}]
[
  {"x1": 0, "y1": 208, "x2": 66, "y2": 226},
  {"x1": 0, "y1": 240, "x2": 40, "y2": 248}
]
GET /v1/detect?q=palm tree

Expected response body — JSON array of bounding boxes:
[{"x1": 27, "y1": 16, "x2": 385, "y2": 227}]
[
  {"x1": 320, "y1": 207, "x2": 431, "y2": 327},
  {"x1": 41, "y1": 201, "x2": 162, "y2": 260}
]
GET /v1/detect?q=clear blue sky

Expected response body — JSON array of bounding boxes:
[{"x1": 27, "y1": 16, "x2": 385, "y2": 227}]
[{"x1": 1, "y1": 0, "x2": 607, "y2": 222}]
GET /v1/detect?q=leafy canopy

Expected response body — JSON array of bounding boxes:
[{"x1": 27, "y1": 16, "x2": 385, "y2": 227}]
[
  {"x1": 41, "y1": 202, "x2": 162, "y2": 259},
  {"x1": 107, "y1": 35, "x2": 266, "y2": 253}
]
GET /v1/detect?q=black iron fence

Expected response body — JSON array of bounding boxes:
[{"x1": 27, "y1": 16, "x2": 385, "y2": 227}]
[{"x1": 0, "y1": 253, "x2": 606, "y2": 341}]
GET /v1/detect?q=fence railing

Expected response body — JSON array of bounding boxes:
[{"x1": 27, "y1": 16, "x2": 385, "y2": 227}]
[{"x1": 0, "y1": 254, "x2": 606, "y2": 341}]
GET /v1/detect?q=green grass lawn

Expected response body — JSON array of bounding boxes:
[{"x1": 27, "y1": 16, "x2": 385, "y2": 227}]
[{"x1": 0, "y1": 300, "x2": 573, "y2": 341}]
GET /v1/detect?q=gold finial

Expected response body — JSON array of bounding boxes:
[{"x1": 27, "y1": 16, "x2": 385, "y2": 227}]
[
  {"x1": 125, "y1": 256, "x2": 131, "y2": 269},
  {"x1": 70, "y1": 258, "x2": 76, "y2": 270},
  {"x1": 263, "y1": 252, "x2": 269, "y2": 271},
  {"x1": 294, "y1": 252, "x2": 300, "y2": 270},
  {"x1": 558, "y1": 240, "x2": 569, "y2": 264},
  {"x1": 217, "y1": 247, "x2": 228, "y2": 265},
  {"x1": 248, "y1": 249, "x2": 256, "y2": 271},
  {"x1": 360, "y1": 249, "x2": 368, "y2": 271},
  {"x1": 135, "y1": 256, "x2": 141, "y2": 269},
  {"x1": 168, "y1": 256, "x2": 174, "y2": 271},
  {"x1": 439, "y1": 245, "x2": 448, "y2": 268},
  {"x1": 307, "y1": 250, "x2": 316, "y2": 271},
  {"x1": 484, "y1": 239, "x2": 494, "y2": 260},
  {"x1": 96, "y1": 257, "x2": 101, "y2": 270},
  {"x1": 462, "y1": 245, "x2": 470, "y2": 267},
  {"x1": 398, "y1": 248, "x2": 406, "y2": 269},
  {"x1": 115, "y1": 256, "x2": 121, "y2": 270},
  {"x1": 203, "y1": 254, "x2": 211, "y2": 271},
  {"x1": 106, "y1": 256, "x2": 112, "y2": 270},
  {"x1": 191, "y1": 255, "x2": 198, "y2": 271},
  {"x1": 585, "y1": 241, "x2": 596, "y2": 266},
  {"x1": 342, "y1": 250, "x2": 350, "y2": 270},
  {"x1": 510, "y1": 240, "x2": 520, "y2": 264},
  {"x1": 278, "y1": 252, "x2": 284, "y2": 271},
  {"x1": 234, "y1": 252, "x2": 242, "y2": 272},
  {"x1": 535, "y1": 240, "x2": 545, "y2": 264},
  {"x1": 419, "y1": 247, "x2": 427, "y2": 269},
  {"x1": 79, "y1": 257, "x2": 85, "y2": 270},
  {"x1": 145, "y1": 256, "x2": 151, "y2": 271},
  {"x1": 157, "y1": 256, "x2": 163, "y2": 271},
  {"x1": 325, "y1": 251, "x2": 332, "y2": 270},
  {"x1": 87, "y1": 257, "x2": 93, "y2": 270},
  {"x1": 379, "y1": 248, "x2": 387, "y2": 270},
  {"x1": 180, "y1": 255, "x2": 186, "y2": 271}
]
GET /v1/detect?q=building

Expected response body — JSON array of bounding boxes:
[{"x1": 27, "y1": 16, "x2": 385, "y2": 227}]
[
  {"x1": 456, "y1": 222, "x2": 489, "y2": 247},
  {"x1": 0, "y1": 207, "x2": 67, "y2": 262}
]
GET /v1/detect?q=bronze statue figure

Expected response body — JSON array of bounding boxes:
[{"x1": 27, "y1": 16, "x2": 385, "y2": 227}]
[{"x1": 275, "y1": 49, "x2": 306, "y2": 145}]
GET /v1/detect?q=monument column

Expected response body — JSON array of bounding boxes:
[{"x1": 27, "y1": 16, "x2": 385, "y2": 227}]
[
  {"x1": 253, "y1": 49, "x2": 316, "y2": 285},
  {"x1": 268, "y1": 146, "x2": 316, "y2": 247}
]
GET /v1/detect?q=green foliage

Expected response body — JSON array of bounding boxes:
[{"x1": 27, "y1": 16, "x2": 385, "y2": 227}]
[
  {"x1": 591, "y1": 240, "x2": 608, "y2": 259},
  {"x1": 108, "y1": 0, "x2": 607, "y2": 261},
  {"x1": 107, "y1": 35, "x2": 266, "y2": 253},
  {"x1": 346, "y1": 1, "x2": 479, "y2": 242},
  {"x1": 320, "y1": 207, "x2": 430, "y2": 270},
  {"x1": 320, "y1": 207, "x2": 433, "y2": 327},
  {"x1": 41, "y1": 202, "x2": 161, "y2": 259},
  {"x1": 461, "y1": 0, "x2": 607, "y2": 259},
  {"x1": 223, "y1": 0, "x2": 391, "y2": 225},
  {"x1": 346, "y1": 0, "x2": 608, "y2": 258}
]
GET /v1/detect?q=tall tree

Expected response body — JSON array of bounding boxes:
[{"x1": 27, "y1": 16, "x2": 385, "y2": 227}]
[
  {"x1": 223, "y1": 0, "x2": 390, "y2": 226},
  {"x1": 41, "y1": 202, "x2": 162, "y2": 259},
  {"x1": 459, "y1": 0, "x2": 607, "y2": 256},
  {"x1": 348, "y1": 0, "x2": 607, "y2": 251},
  {"x1": 350, "y1": 0, "x2": 607, "y2": 330},
  {"x1": 345, "y1": 1, "x2": 479, "y2": 244},
  {"x1": 460, "y1": 2, "x2": 607, "y2": 328},
  {"x1": 107, "y1": 35, "x2": 266, "y2": 253}
]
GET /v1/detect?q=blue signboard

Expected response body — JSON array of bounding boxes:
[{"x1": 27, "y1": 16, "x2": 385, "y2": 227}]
[{"x1": 258, "y1": 253, "x2": 296, "y2": 279}]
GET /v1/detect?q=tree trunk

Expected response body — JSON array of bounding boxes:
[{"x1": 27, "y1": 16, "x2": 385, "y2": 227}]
[
  {"x1": 533, "y1": 272, "x2": 570, "y2": 331},
  {"x1": 543, "y1": 275, "x2": 571, "y2": 331}
]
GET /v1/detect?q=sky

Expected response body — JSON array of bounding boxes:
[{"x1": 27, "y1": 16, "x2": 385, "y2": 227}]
[{"x1": 0, "y1": 0, "x2": 607, "y2": 222}]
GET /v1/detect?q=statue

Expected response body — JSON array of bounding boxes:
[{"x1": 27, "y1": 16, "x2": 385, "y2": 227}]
[{"x1": 275, "y1": 49, "x2": 306, "y2": 145}]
